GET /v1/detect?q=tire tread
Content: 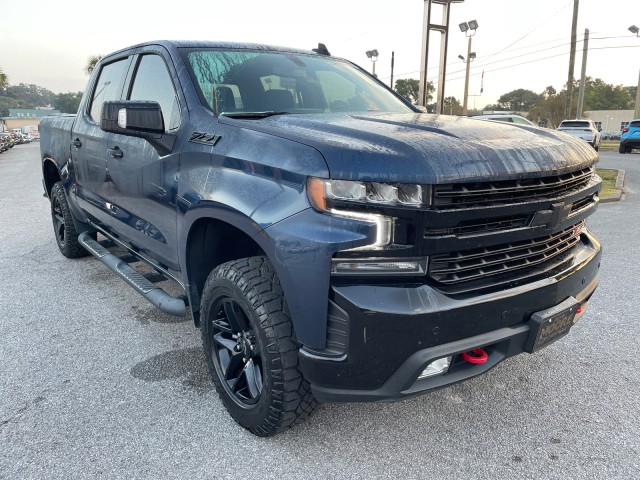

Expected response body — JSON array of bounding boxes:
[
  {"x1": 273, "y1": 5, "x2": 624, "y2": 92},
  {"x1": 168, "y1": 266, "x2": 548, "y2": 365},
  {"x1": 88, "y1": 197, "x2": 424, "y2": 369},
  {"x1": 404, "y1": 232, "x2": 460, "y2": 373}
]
[{"x1": 201, "y1": 256, "x2": 318, "y2": 436}]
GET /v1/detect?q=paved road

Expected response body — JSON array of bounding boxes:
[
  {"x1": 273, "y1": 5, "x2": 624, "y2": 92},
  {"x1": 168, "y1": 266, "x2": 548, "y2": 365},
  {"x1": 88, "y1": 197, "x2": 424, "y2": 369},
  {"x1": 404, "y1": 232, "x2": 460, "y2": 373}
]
[{"x1": 1, "y1": 143, "x2": 639, "y2": 479}]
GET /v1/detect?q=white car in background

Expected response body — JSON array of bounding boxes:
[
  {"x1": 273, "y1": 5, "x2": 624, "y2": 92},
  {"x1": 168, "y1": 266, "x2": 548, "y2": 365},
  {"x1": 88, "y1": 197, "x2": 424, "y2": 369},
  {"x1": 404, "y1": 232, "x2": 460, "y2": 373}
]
[{"x1": 557, "y1": 119, "x2": 601, "y2": 151}]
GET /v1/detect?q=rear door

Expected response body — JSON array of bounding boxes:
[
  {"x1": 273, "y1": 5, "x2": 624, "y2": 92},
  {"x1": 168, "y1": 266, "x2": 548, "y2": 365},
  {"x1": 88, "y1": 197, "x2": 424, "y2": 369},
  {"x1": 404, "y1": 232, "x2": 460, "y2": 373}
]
[
  {"x1": 105, "y1": 47, "x2": 185, "y2": 271},
  {"x1": 71, "y1": 55, "x2": 133, "y2": 227}
]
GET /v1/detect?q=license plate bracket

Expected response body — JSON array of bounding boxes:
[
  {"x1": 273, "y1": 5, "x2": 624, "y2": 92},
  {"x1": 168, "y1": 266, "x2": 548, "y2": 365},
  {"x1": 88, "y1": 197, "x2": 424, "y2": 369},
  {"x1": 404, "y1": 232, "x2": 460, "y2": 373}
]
[{"x1": 525, "y1": 297, "x2": 579, "y2": 353}]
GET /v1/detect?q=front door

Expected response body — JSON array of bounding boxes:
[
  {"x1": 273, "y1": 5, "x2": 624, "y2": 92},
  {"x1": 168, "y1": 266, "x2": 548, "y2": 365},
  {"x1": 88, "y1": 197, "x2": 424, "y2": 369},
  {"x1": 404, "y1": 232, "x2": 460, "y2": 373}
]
[{"x1": 106, "y1": 50, "x2": 184, "y2": 271}]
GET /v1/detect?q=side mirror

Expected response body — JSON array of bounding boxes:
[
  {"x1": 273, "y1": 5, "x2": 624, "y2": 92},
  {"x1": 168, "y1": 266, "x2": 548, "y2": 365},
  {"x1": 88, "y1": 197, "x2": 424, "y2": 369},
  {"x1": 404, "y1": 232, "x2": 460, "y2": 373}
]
[
  {"x1": 101, "y1": 101, "x2": 164, "y2": 135},
  {"x1": 101, "y1": 101, "x2": 175, "y2": 156}
]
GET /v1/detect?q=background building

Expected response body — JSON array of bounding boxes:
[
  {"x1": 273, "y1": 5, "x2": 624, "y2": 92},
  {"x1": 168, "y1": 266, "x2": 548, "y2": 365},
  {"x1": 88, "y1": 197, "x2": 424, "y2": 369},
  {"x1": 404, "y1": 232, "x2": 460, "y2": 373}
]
[{"x1": 0, "y1": 108, "x2": 61, "y2": 133}]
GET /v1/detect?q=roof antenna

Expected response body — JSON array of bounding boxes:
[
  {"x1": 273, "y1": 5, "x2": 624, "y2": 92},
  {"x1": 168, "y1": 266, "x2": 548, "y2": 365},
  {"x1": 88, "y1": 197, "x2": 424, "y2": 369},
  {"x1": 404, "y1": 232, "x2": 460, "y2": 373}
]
[{"x1": 312, "y1": 43, "x2": 331, "y2": 56}]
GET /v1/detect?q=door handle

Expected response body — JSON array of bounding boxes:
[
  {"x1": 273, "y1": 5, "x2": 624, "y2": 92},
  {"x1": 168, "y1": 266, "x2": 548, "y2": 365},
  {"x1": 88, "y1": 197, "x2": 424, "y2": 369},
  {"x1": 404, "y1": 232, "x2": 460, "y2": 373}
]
[
  {"x1": 72, "y1": 138, "x2": 82, "y2": 148},
  {"x1": 107, "y1": 147, "x2": 123, "y2": 158}
]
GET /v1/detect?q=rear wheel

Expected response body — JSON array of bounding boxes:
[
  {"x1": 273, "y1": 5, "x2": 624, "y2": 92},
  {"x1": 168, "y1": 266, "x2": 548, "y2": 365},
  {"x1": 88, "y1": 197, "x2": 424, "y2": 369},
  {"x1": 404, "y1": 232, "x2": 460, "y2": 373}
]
[
  {"x1": 201, "y1": 256, "x2": 318, "y2": 436},
  {"x1": 50, "y1": 182, "x2": 91, "y2": 258},
  {"x1": 619, "y1": 144, "x2": 626, "y2": 154}
]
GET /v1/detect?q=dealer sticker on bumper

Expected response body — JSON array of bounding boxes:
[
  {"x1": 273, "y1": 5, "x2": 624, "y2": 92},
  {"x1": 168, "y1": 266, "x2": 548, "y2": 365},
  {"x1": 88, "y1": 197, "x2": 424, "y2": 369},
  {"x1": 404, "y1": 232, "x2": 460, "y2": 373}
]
[{"x1": 525, "y1": 296, "x2": 579, "y2": 353}]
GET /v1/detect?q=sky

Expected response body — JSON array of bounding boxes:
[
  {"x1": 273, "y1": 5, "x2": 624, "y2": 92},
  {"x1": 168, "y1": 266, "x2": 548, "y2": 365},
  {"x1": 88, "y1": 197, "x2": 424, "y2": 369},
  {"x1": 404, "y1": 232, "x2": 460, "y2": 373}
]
[{"x1": 1, "y1": 0, "x2": 639, "y2": 109}]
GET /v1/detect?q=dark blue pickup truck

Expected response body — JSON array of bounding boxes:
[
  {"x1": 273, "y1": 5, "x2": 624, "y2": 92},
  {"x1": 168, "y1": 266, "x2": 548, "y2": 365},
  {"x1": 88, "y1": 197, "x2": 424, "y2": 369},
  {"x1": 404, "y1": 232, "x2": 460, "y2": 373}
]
[{"x1": 40, "y1": 40, "x2": 602, "y2": 436}]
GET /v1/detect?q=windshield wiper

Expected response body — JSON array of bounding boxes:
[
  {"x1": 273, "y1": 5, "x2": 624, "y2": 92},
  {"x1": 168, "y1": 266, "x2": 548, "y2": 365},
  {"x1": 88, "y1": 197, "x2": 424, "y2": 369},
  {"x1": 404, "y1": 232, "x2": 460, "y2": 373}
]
[{"x1": 220, "y1": 111, "x2": 291, "y2": 119}]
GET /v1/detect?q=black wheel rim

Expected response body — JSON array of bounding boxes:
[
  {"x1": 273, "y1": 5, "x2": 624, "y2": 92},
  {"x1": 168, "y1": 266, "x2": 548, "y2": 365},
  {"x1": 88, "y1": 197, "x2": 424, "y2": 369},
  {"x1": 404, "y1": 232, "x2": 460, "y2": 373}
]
[
  {"x1": 52, "y1": 196, "x2": 65, "y2": 248},
  {"x1": 208, "y1": 297, "x2": 264, "y2": 406}
]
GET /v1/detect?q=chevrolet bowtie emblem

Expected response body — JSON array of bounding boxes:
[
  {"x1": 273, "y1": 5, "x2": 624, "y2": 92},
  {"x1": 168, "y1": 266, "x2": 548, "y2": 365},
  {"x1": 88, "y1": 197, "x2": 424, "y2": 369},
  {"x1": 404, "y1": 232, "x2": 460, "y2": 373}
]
[{"x1": 530, "y1": 201, "x2": 572, "y2": 228}]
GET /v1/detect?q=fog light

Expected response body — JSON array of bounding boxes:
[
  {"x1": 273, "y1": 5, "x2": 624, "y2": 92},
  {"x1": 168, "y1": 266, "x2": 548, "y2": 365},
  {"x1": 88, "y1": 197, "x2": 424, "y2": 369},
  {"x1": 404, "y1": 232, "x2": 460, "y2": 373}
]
[
  {"x1": 331, "y1": 257, "x2": 427, "y2": 276},
  {"x1": 418, "y1": 356, "x2": 452, "y2": 380}
]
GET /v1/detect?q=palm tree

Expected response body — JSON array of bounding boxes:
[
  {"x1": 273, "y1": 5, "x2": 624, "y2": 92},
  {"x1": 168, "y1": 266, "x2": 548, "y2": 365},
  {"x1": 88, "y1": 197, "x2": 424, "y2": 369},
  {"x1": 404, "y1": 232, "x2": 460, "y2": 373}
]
[
  {"x1": 84, "y1": 55, "x2": 102, "y2": 75},
  {"x1": 0, "y1": 68, "x2": 8, "y2": 89}
]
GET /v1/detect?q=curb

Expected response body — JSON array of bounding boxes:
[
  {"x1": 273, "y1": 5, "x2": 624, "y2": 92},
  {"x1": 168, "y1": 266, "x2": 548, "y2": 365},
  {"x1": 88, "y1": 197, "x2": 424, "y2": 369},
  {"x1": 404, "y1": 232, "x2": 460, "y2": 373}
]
[{"x1": 599, "y1": 169, "x2": 625, "y2": 203}]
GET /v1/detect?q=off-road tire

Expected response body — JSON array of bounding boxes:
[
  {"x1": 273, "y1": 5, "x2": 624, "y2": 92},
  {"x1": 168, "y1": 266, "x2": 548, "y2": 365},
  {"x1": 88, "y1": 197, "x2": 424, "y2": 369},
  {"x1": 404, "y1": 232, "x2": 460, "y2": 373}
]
[
  {"x1": 201, "y1": 256, "x2": 318, "y2": 436},
  {"x1": 50, "y1": 182, "x2": 90, "y2": 258}
]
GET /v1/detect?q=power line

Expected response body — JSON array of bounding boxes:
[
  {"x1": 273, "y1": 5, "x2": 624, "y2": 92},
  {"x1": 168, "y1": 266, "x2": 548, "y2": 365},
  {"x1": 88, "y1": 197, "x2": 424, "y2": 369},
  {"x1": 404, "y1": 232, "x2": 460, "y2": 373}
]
[
  {"x1": 485, "y1": 0, "x2": 573, "y2": 59},
  {"x1": 384, "y1": 38, "x2": 638, "y2": 83},
  {"x1": 447, "y1": 44, "x2": 640, "y2": 83}
]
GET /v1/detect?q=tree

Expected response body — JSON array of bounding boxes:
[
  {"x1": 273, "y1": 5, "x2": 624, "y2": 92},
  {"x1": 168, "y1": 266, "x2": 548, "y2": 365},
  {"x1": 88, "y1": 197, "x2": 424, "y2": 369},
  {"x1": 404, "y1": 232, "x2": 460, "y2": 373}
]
[
  {"x1": 581, "y1": 77, "x2": 634, "y2": 111},
  {"x1": 0, "y1": 97, "x2": 19, "y2": 117},
  {"x1": 54, "y1": 92, "x2": 83, "y2": 114},
  {"x1": 481, "y1": 103, "x2": 506, "y2": 112},
  {"x1": 6, "y1": 83, "x2": 56, "y2": 108},
  {"x1": 394, "y1": 78, "x2": 432, "y2": 104},
  {"x1": 528, "y1": 93, "x2": 565, "y2": 129},
  {"x1": 85, "y1": 55, "x2": 102, "y2": 75},
  {"x1": 497, "y1": 89, "x2": 541, "y2": 111},
  {"x1": 443, "y1": 96, "x2": 463, "y2": 115},
  {"x1": 0, "y1": 68, "x2": 8, "y2": 90}
]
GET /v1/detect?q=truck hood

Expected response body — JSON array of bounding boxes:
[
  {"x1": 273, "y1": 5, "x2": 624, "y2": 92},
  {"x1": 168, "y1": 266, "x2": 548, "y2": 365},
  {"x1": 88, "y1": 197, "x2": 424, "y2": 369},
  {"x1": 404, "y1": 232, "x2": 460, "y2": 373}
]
[{"x1": 219, "y1": 113, "x2": 598, "y2": 184}]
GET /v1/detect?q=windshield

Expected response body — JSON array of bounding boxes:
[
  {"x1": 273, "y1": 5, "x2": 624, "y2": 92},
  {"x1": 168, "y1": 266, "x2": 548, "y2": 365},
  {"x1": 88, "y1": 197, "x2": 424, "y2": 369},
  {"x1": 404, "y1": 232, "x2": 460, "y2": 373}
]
[{"x1": 182, "y1": 49, "x2": 412, "y2": 115}]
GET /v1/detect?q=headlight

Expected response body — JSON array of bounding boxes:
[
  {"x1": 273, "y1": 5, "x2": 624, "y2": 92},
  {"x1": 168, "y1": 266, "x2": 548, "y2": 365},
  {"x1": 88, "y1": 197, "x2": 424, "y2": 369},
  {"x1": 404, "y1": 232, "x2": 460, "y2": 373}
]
[
  {"x1": 307, "y1": 179, "x2": 430, "y2": 270},
  {"x1": 307, "y1": 178, "x2": 429, "y2": 210}
]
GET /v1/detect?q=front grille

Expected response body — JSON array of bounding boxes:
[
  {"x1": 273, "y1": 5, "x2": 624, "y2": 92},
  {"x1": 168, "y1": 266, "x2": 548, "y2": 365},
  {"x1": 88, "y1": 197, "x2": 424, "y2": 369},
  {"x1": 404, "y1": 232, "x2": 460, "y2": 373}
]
[
  {"x1": 426, "y1": 214, "x2": 530, "y2": 236},
  {"x1": 428, "y1": 222, "x2": 583, "y2": 294},
  {"x1": 570, "y1": 194, "x2": 596, "y2": 215},
  {"x1": 433, "y1": 167, "x2": 594, "y2": 208}
]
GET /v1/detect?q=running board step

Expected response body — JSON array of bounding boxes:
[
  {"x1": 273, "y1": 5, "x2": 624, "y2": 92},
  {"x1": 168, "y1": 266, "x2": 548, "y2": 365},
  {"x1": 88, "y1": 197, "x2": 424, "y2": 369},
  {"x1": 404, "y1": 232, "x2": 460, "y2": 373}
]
[{"x1": 78, "y1": 232, "x2": 186, "y2": 317}]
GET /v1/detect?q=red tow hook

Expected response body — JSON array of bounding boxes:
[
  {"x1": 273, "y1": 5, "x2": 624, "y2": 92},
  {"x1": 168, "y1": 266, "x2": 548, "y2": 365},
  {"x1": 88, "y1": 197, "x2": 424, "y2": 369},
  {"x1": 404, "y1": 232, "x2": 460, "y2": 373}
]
[{"x1": 461, "y1": 348, "x2": 489, "y2": 364}]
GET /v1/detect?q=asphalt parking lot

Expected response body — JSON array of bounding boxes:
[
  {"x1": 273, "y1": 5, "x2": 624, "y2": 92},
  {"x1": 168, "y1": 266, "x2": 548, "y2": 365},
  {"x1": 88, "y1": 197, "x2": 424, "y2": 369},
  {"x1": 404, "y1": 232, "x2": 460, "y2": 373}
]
[{"x1": 1, "y1": 143, "x2": 639, "y2": 479}]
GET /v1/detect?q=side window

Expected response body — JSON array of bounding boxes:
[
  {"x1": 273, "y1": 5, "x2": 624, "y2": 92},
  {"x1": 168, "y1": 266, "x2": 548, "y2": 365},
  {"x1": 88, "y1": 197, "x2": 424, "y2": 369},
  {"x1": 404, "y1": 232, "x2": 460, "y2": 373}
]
[
  {"x1": 88, "y1": 58, "x2": 129, "y2": 122},
  {"x1": 129, "y1": 55, "x2": 180, "y2": 132}
]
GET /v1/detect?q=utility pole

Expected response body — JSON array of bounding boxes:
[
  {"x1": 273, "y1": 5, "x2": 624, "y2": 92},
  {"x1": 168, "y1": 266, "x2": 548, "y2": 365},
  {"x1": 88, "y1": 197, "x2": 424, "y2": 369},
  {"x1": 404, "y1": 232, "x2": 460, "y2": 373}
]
[
  {"x1": 565, "y1": 0, "x2": 579, "y2": 118},
  {"x1": 390, "y1": 51, "x2": 395, "y2": 90},
  {"x1": 576, "y1": 29, "x2": 589, "y2": 118},
  {"x1": 635, "y1": 70, "x2": 640, "y2": 119},
  {"x1": 462, "y1": 35, "x2": 473, "y2": 114},
  {"x1": 626, "y1": 25, "x2": 640, "y2": 118}
]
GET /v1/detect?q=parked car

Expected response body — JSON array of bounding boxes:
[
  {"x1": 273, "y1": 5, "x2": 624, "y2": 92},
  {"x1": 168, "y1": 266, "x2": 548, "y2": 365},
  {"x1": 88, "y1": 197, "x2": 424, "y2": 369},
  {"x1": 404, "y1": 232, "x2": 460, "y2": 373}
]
[
  {"x1": 0, "y1": 132, "x2": 16, "y2": 151},
  {"x1": 557, "y1": 119, "x2": 601, "y2": 151},
  {"x1": 619, "y1": 119, "x2": 640, "y2": 153},
  {"x1": 471, "y1": 113, "x2": 535, "y2": 126}
]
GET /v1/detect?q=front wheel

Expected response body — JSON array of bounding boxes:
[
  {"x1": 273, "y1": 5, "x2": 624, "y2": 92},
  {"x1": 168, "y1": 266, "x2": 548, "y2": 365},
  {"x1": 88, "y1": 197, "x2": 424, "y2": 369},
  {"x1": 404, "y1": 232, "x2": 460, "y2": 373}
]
[
  {"x1": 50, "y1": 182, "x2": 91, "y2": 258},
  {"x1": 201, "y1": 256, "x2": 318, "y2": 436}
]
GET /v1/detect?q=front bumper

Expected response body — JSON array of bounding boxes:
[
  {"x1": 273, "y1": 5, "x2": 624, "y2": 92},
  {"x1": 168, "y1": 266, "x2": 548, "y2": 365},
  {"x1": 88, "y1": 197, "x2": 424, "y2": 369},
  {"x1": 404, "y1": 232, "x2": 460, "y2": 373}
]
[{"x1": 299, "y1": 230, "x2": 601, "y2": 403}]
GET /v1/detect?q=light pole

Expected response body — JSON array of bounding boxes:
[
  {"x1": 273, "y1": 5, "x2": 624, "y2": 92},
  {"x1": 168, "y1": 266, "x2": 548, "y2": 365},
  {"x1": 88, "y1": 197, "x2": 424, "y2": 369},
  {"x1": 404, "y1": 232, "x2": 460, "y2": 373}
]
[
  {"x1": 629, "y1": 25, "x2": 640, "y2": 119},
  {"x1": 459, "y1": 20, "x2": 478, "y2": 115},
  {"x1": 457, "y1": 52, "x2": 476, "y2": 114},
  {"x1": 365, "y1": 49, "x2": 379, "y2": 77},
  {"x1": 418, "y1": 0, "x2": 465, "y2": 112}
]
